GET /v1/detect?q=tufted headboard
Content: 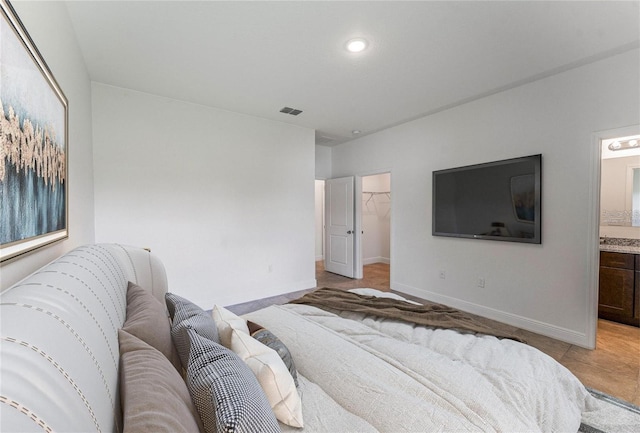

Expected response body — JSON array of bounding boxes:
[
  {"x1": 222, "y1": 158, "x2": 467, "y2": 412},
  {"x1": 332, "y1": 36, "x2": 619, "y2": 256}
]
[{"x1": 0, "y1": 244, "x2": 168, "y2": 433}]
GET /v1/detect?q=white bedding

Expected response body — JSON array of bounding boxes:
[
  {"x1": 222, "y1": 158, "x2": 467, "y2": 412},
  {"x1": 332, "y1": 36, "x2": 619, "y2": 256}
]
[{"x1": 244, "y1": 296, "x2": 597, "y2": 432}]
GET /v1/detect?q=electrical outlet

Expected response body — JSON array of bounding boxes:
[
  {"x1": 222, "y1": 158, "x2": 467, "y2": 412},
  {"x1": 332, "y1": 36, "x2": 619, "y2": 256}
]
[
  {"x1": 439, "y1": 270, "x2": 446, "y2": 279},
  {"x1": 477, "y1": 277, "x2": 485, "y2": 288}
]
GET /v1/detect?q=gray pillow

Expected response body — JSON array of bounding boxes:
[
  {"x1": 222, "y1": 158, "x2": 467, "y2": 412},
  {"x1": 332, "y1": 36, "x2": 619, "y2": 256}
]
[
  {"x1": 118, "y1": 329, "x2": 203, "y2": 433},
  {"x1": 122, "y1": 282, "x2": 182, "y2": 372},
  {"x1": 247, "y1": 320, "x2": 299, "y2": 388},
  {"x1": 180, "y1": 325, "x2": 280, "y2": 433},
  {"x1": 166, "y1": 293, "x2": 220, "y2": 369}
]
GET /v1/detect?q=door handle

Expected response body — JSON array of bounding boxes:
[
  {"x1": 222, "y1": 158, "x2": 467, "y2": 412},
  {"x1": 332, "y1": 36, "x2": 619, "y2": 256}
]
[{"x1": 347, "y1": 230, "x2": 353, "y2": 234}]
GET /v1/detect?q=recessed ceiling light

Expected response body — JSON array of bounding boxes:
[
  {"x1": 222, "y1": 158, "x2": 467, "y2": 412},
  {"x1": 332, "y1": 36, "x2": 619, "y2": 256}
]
[{"x1": 346, "y1": 38, "x2": 368, "y2": 53}]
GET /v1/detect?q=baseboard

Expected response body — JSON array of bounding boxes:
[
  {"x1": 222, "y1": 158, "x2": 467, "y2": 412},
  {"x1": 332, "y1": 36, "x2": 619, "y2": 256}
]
[
  {"x1": 363, "y1": 256, "x2": 390, "y2": 265},
  {"x1": 392, "y1": 282, "x2": 590, "y2": 347},
  {"x1": 315, "y1": 255, "x2": 324, "y2": 261},
  {"x1": 218, "y1": 279, "x2": 317, "y2": 308},
  {"x1": 263, "y1": 279, "x2": 317, "y2": 299}
]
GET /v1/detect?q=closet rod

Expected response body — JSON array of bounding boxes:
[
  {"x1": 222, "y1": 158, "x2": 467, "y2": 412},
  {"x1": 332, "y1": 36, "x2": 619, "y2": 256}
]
[{"x1": 363, "y1": 191, "x2": 391, "y2": 206}]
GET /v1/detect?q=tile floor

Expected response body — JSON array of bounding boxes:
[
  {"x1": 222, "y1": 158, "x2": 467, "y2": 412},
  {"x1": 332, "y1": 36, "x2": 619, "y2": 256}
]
[{"x1": 228, "y1": 261, "x2": 640, "y2": 405}]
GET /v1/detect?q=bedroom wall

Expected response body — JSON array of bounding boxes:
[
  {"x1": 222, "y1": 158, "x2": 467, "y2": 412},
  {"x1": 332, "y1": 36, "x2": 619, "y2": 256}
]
[
  {"x1": 1, "y1": 1, "x2": 95, "y2": 291},
  {"x1": 315, "y1": 144, "x2": 332, "y2": 179},
  {"x1": 91, "y1": 83, "x2": 316, "y2": 308},
  {"x1": 331, "y1": 48, "x2": 640, "y2": 347}
]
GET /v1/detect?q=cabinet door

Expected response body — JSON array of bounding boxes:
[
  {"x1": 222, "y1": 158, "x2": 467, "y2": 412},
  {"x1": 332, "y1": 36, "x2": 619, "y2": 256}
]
[
  {"x1": 635, "y1": 271, "x2": 640, "y2": 321},
  {"x1": 600, "y1": 251, "x2": 634, "y2": 269},
  {"x1": 598, "y1": 266, "x2": 635, "y2": 323}
]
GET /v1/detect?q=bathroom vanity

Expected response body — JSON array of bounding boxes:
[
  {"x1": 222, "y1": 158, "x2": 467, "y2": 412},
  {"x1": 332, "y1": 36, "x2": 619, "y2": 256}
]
[{"x1": 599, "y1": 242, "x2": 640, "y2": 327}]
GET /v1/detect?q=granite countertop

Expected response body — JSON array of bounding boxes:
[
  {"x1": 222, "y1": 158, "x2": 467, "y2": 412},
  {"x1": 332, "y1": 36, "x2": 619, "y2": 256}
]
[{"x1": 599, "y1": 238, "x2": 640, "y2": 254}]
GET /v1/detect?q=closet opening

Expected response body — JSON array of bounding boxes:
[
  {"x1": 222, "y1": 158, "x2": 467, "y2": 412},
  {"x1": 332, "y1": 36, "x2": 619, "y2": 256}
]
[
  {"x1": 360, "y1": 173, "x2": 391, "y2": 285},
  {"x1": 315, "y1": 173, "x2": 391, "y2": 290}
]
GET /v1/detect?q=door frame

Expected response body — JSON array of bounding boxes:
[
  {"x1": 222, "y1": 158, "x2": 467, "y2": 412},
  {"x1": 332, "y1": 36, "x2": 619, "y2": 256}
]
[
  {"x1": 589, "y1": 125, "x2": 640, "y2": 349},
  {"x1": 314, "y1": 179, "x2": 326, "y2": 262}
]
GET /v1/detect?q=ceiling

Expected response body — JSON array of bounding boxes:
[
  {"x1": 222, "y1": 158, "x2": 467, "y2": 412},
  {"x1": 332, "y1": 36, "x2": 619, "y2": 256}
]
[{"x1": 64, "y1": 1, "x2": 640, "y2": 146}]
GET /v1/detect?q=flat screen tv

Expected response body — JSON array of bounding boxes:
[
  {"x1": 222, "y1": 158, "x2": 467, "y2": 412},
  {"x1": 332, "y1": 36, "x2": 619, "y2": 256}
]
[{"x1": 432, "y1": 154, "x2": 541, "y2": 244}]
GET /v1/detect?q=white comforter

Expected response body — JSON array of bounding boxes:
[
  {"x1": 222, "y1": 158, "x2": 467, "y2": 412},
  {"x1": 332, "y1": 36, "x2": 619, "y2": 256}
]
[{"x1": 244, "y1": 300, "x2": 597, "y2": 432}]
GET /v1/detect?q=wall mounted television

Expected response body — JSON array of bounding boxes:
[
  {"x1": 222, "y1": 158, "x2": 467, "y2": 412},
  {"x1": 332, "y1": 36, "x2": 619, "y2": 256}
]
[{"x1": 432, "y1": 154, "x2": 541, "y2": 244}]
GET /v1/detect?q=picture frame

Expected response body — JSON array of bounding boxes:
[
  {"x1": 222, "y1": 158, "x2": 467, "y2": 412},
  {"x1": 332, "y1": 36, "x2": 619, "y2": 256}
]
[{"x1": 1, "y1": 0, "x2": 69, "y2": 263}]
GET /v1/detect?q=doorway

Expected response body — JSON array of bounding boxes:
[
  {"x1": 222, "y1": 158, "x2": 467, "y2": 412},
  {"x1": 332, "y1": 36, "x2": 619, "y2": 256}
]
[
  {"x1": 598, "y1": 133, "x2": 640, "y2": 325},
  {"x1": 361, "y1": 173, "x2": 391, "y2": 268},
  {"x1": 315, "y1": 173, "x2": 391, "y2": 282},
  {"x1": 589, "y1": 125, "x2": 640, "y2": 349}
]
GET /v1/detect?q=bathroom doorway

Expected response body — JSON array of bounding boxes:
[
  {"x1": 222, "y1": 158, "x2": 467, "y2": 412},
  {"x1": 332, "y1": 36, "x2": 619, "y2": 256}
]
[
  {"x1": 588, "y1": 126, "x2": 640, "y2": 349},
  {"x1": 598, "y1": 133, "x2": 640, "y2": 328}
]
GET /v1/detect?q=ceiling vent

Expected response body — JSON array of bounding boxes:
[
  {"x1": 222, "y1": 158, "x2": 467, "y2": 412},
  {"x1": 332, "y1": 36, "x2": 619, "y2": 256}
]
[
  {"x1": 316, "y1": 135, "x2": 335, "y2": 145},
  {"x1": 280, "y1": 107, "x2": 303, "y2": 116}
]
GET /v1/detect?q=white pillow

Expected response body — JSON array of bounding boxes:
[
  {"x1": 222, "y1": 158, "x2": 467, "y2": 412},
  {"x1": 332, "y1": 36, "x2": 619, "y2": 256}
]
[
  {"x1": 211, "y1": 305, "x2": 250, "y2": 348},
  {"x1": 230, "y1": 328, "x2": 304, "y2": 428}
]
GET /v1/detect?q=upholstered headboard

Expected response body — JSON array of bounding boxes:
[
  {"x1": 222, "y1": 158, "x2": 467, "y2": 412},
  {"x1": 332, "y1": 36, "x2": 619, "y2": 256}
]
[{"x1": 0, "y1": 244, "x2": 168, "y2": 432}]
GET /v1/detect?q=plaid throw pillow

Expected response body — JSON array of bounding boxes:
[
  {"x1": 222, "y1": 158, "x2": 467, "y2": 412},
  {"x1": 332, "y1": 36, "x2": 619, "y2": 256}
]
[
  {"x1": 166, "y1": 292, "x2": 220, "y2": 369},
  {"x1": 182, "y1": 326, "x2": 280, "y2": 433}
]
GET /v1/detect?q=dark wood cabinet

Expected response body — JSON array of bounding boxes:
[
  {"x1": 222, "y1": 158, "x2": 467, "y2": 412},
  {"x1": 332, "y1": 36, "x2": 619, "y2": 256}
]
[
  {"x1": 636, "y1": 255, "x2": 640, "y2": 322},
  {"x1": 598, "y1": 251, "x2": 640, "y2": 326}
]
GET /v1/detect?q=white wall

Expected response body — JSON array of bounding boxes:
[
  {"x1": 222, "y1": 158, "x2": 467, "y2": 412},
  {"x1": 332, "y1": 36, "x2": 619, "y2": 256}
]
[
  {"x1": 1, "y1": 1, "x2": 95, "y2": 291},
  {"x1": 91, "y1": 83, "x2": 316, "y2": 308},
  {"x1": 331, "y1": 48, "x2": 640, "y2": 347},
  {"x1": 362, "y1": 173, "x2": 390, "y2": 264},
  {"x1": 315, "y1": 145, "x2": 332, "y2": 179}
]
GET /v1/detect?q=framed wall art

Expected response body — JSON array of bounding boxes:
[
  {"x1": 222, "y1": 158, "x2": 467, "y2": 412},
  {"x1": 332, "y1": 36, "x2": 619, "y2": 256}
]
[{"x1": 0, "y1": 0, "x2": 68, "y2": 263}]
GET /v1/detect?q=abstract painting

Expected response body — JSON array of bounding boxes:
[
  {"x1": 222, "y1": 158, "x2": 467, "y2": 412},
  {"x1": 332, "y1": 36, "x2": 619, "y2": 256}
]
[{"x1": 1, "y1": 0, "x2": 68, "y2": 263}]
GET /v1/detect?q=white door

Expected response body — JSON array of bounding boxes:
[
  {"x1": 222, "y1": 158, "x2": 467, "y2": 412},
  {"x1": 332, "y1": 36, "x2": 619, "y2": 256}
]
[{"x1": 324, "y1": 176, "x2": 355, "y2": 277}]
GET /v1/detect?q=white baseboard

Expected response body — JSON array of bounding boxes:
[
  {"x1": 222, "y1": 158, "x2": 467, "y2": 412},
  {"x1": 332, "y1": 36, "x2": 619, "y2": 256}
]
[
  {"x1": 218, "y1": 279, "x2": 317, "y2": 308},
  {"x1": 363, "y1": 256, "x2": 390, "y2": 265},
  {"x1": 315, "y1": 255, "x2": 324, "y2": 262},
  {"x1": 392, "y1": 282, "x2": 590, "y2": 348},
  {"x1": 265, "y1": 279, "x2": 317, "y2": 299}
]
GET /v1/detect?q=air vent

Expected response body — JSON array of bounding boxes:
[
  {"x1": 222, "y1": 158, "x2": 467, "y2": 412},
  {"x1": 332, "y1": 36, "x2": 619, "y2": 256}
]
[
  {"x1": 280, "y1": 107, "x2": 303, "y2": 116},
  {"x1": 316, "y1": 135, "x2": 335, "y2": 145}
]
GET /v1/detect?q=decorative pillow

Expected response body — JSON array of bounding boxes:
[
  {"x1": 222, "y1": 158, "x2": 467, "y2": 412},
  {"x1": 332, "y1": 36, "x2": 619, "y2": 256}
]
[
  {"x1": 118, "y1": 329, "x2": 203, "y2": 433},
  {"x1": 211, "y1": 305, "x2": 250, "y2": 348},
  {"x1": 180, "y1": 326, "x2": 280, "y2": 433},
  {"x1": 247, "y1": 320, "x2": 299, "y2": 388},
  {"x1": 230, "y1": 328, "x2": 303, "y2": 427},
  {"x1": 123, "y1": 282, "x2": 182, "y2": 371},
  {"x1": 166, "y1": 293, "x2": 220, "y2": 369}
]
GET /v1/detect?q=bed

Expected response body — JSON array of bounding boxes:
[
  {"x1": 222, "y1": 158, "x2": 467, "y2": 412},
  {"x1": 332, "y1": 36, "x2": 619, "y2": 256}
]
[
  {"x1": 0, "y1": 244, "x2": 597, "y2": 432},
  {"x1": 239, "y1": 287, "x2": 597, "y2": 432}
]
